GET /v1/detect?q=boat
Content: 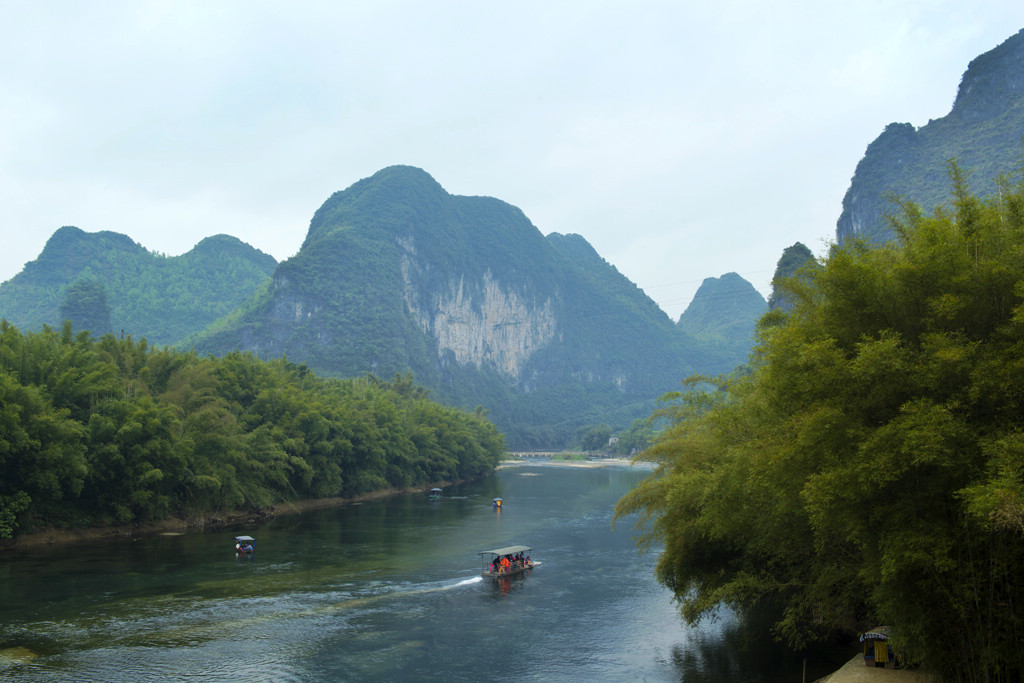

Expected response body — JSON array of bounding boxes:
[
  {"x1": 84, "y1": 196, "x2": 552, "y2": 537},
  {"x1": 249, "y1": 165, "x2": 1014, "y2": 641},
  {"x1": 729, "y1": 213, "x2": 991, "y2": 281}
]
[
  {"x1": 234, "y1": 535, "x2": 255, "y2": 554},
  {"x1": 478, "y1": 545, "x2": 540, "y2": 578},
  {"x1": 429, "y1": 487, "x2": 443, "y2": 500},
  {"x1": 492, "y1": 497, "x2": 502, "y2": 509}
]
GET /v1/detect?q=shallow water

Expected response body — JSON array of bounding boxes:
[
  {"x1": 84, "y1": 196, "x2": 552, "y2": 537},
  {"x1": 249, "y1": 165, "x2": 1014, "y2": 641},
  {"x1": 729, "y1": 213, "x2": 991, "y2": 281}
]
[{"x1": 0, "y1": 464, "x2": 851, "y2": 681}]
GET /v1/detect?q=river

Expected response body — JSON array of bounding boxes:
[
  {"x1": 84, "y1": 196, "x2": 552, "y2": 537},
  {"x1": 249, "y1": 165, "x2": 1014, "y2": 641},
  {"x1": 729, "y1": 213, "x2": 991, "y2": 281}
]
[{"x1": 0, "y1": 463, "x2": 852, "y2": 681}]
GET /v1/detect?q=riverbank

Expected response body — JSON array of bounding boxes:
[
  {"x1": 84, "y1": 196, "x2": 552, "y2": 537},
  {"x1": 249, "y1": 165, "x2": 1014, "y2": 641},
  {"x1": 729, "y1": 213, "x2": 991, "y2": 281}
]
[
  {"x1": 5, "y1": 459, "x2": 647, "y2": 550},
  {"x1": 1, "y1": 483, "x2": 451, "y2": 552},
  {"x1": 815, "y1": 655, "x2": 936, "y2": 683},
  {"x1": 497, "y1": 457, "x2": 650, "y2": 469}
]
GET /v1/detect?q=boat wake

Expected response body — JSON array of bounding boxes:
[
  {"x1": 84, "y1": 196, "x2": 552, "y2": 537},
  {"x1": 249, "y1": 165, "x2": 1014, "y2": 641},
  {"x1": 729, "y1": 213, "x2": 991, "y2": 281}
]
[{"x1": 448, "y1": 576, "x2": 483, "y2": 589}]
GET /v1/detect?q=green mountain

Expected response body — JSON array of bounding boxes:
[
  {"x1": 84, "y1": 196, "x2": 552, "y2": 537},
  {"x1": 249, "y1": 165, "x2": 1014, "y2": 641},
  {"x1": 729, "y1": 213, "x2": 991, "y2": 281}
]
[
  {"x1": 767, "y1": 242, "x2": 817, "y2": 311},
  {"x1": 0, "y1": 227, "x2": 277, "y2": 346},
  {"x1": 677, "y1": 272, "x2": 767, "y2": 359},
  {"x1": 1, "y1": 168, "x2": 764, "y2": 448},
  {"x1": 192, "y1": 166, "x2": 743, "y2": 448},
  {"x1": 837, "y1": 27, "x2": 1024, "y2": 243}
]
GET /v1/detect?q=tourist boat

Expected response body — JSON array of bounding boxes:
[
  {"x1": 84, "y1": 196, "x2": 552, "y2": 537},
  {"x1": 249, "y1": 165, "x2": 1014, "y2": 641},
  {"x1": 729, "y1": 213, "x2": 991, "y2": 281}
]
[
  {"x1": 492, "y1": 497, "x2": 502, "y2": 509},
  {"x1": 234, "y1": 535, "x2": 255, "y2": 554},
  {"x1": 429, "y1": 487, "x2": 443, "y2": 500},
  {"x1": 478, "y1": 544, "x2": 539, "y2": 578}
]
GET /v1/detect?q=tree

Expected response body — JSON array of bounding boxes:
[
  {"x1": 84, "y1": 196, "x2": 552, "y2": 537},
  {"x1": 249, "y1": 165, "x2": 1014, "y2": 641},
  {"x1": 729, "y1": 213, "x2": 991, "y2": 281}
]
[
  {"x1": 577, "y1": 424, "x2": 612, "y2": 451},
  {"x1": 59, "y1": 279, "x2": 113, "y2": 336},
  {"x1": 617, "y1": 165, "x2": 1024, "y2": 681}
]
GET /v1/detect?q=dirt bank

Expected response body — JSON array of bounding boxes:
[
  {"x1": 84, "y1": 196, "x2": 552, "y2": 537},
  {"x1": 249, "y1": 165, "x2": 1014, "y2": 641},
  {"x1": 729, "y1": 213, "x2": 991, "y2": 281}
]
[{"x1": 1, "y1": 484, "x2": 450, "y2": 552}]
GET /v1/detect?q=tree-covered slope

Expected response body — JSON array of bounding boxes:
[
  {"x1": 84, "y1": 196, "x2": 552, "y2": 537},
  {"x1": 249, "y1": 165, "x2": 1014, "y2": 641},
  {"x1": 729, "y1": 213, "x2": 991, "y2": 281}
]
[
  {"x1": 677, "y1": 272, "x2": 767, "y2": 360},
  {"x1": 837, "y1": 27, "x2": 1024, "y2": 243},
  {"x1": 0, "y1": 321, "x2": 503, "y2": 540},
  {"x1": 768, "y1": 242, "x2": 817, "y2": 311},
  {"x1": 619, "y1": 170, "x2": 1024, "y2": 681},
  {"x1": 193, "y1": 166, "x2": 740, "y2": 448},
  {"x1": 0, "y1": 227, "x2": 277, "y2": 346}
]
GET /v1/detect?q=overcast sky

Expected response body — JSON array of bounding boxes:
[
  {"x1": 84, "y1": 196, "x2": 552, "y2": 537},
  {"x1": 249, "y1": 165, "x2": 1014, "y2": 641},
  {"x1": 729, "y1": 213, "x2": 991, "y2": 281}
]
[{"x1": 2, "y1": 2, "x2": 1022, "y2": 320}]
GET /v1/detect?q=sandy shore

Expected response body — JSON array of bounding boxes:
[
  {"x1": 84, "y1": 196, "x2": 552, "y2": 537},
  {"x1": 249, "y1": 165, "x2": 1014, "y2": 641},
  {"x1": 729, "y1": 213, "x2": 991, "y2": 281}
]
[{"x1": 815, "y1": 655, "x2": 936, "y2": 683}]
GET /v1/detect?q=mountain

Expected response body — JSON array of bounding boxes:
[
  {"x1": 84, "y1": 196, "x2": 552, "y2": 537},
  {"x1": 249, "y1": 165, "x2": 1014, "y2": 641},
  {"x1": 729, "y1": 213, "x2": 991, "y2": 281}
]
[
  {"x1": 191, "y1": 166, "x2": 744, "y2": 448},
  {"x1": 767, "y1": 242, "x2": 817, "y2": 311},
  {"x1": 0, "y1": 227, "x2": 277, "y2": 346},
  {"x1": 677, "y1": 272, "x2": 767, "y2": 359},
  {"x1": 837, "y1": 28, "x2": 1024, "y2": 243}
]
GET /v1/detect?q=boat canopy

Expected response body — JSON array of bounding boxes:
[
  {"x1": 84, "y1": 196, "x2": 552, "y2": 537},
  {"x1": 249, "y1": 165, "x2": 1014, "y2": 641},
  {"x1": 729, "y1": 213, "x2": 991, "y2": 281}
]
[
  {"x1": 235, "y1": 536, "x2": 255, "y2": 542},
  {"x1": 859, "y1": 626, "x2": 891, "y2": 642},
  {"x1": 478, "y1": 545, "x2": 532, "y2": 557}
]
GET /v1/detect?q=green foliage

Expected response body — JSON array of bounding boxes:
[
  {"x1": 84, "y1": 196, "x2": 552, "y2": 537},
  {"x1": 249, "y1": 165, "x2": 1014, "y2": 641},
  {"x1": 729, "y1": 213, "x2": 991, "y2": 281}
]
[
  {"x1": 192, "y1": 166, "x2": 744, "y2": 450},
  {"x1": 678, "y1": 272, "x2": 768, "y2": 360},
  {"x1": 613, "y1": 417, "x2": 659, "y2": 455},
  {"x1": 767, "y1": 242, "x2": 817, "y2": 311},
  {"x1": 0, "y1": 228, "x2": 276, "y2": 346},
  {"x1": 0, "y1": 321, "x2": 504, "y2": 535},
  {"x1": 617, "y1": 167, "x2": 1024, "y2": 681},
  {"x1": 837, "y1": 30, "x2": 1024, "y2": 244},
  {"x1": 59, "y1": 279, "x2": 113, "y2": 336},
  {"x1": 576, "y1": 423, "x2": 612, "y2": 451}
]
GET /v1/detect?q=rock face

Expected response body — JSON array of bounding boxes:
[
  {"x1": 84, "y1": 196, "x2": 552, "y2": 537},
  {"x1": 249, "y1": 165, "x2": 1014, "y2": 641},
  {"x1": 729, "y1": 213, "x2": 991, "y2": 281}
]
[
  {"x1": 402, "y1": 265, "x2": 557, "y2": 378},
  {"x1": 192, "y1": 166, "x2": 745, "y2": 447},
  {"x1": 2, "y1": 165, "x2": 765, "y2": 448},
  {"x1": 837, "y1": 28, "x2": 1024, "y2": 244}
]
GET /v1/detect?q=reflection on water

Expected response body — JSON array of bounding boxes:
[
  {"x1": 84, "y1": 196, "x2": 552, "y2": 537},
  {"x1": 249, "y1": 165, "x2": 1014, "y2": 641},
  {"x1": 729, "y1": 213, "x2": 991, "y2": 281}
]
[{"x1": 0, "y1": 465, "x2": 852, "y2": 681}]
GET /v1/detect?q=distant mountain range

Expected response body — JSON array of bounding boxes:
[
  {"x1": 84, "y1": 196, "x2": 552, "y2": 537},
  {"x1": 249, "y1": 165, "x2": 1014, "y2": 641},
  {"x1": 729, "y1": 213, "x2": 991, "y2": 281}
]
[
  {"x1": 837, "y1": 27, "x2": 1024, "y2": 243},
  {"x1": 0, "y1": 168, "x2": 763, "y2": 448},
  {"x1": 10, "y1": 28, "x2": 1018, "y2": 449},
  {"x1": 0, "y1": 227, "x2": 276, "y2": 347},
  {"x1": 187, "y1": 166, "x2": 760, "y2": 447}
]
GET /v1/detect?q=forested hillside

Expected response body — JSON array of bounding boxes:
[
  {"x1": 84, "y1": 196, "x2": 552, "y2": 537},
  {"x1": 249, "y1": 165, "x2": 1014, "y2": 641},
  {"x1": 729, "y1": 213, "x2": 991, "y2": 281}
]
[
  {"x1": 192, "y1": 166, "x2": 743, "y2": 448},
  {"x1": 676, "y1": 272, "x2": 766, "y2": 361},
  {"x1": 0, "y1": 227, "x2": 277, "y2": 347},
  {"x1": 767, "y1": 242, "x2": 817, "y2": 311},
  {"x1": 836, "y1": 27, "x2": 1024, "y2": 243},
  {"x1": 1, "y1": 170, "x2": 766, "y2": 451},
  {"x1": 618, "y1": 169, "x2": 1024, "y2": 680},
  {"x1": 0, "y1": 321, "x2": 503, "y2": 541}
]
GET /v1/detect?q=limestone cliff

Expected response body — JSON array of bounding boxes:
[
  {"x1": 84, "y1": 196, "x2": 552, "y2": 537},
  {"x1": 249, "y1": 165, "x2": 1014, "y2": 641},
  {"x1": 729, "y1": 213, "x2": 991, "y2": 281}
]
[
  {"x1": 192, "y1": 166, "x2": 734, "y2": 447},
  {"x1": 837, "y1": 28, "x2": 1024, "y2": 243},
  {"x1": 401, "y1": 253, "x2": 557, "y2": 378}
]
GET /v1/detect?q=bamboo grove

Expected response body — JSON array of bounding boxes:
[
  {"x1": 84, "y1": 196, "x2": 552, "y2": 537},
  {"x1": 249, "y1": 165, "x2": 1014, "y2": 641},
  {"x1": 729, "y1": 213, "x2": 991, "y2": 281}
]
[
  {"x1": 617, "y1": 165, "x2": 1024, "y2": 682},
  {"x1": 0, "y1": 323, "x2": 504, "y2": 540}
]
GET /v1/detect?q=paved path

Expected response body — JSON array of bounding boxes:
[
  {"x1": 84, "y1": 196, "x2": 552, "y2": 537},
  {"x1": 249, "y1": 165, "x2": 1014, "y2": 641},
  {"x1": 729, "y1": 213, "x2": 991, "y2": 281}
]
[{"x1": 816, "y1": 655, "x2": 935, "y2": 683}]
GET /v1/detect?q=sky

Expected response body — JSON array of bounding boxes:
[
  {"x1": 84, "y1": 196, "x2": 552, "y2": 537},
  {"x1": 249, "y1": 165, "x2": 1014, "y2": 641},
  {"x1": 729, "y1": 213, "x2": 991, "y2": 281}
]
[{"x1": 2, "y1": 2, "x2": 1023, "y2": 320}]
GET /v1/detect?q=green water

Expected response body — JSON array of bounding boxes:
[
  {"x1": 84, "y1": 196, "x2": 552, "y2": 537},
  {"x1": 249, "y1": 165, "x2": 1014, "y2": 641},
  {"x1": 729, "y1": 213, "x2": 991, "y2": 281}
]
[{"x1": 0, "y1": 464, "x2": 852, "y2": 681}]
